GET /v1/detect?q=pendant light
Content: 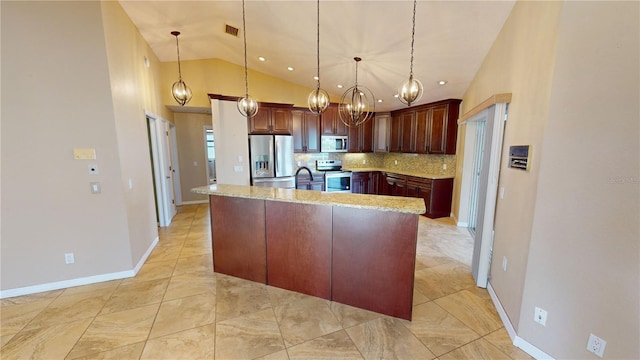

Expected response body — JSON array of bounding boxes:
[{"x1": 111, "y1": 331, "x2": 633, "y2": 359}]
[
  {"x1": 171, "y1": 31, "x2": 192, "y2": 106},
  {"x1": 307, "y1": 0, "x2": 330, "y2": 114},
  {"x1": 398, "y1": 0, "x2": 423, "y2": 106},
  {"x1": 338, "y1": 57, "x2": 375, "y2": 128},
  {"x1": 237, "y1": 0, "x2": 259, "y2": 118}
]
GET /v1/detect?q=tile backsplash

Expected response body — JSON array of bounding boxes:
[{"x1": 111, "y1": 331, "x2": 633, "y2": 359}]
[{"x1": 293, "y1": 152, "x2": 456, "y2": 177}]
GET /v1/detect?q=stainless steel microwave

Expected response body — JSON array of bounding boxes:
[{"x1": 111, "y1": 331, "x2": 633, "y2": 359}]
[{"x1": 321, "y1": 135, "x2": 348, "y2": 152}]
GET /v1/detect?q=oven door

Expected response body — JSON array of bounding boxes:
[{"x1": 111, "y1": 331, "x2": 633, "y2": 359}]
[{"x1": 324, "y1": 172, "x2": 352, "y2": 193}]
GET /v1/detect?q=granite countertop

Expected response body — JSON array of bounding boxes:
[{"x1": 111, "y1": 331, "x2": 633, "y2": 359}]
[
  {"x1": 343, "y1": 167, "x2": 454, "y2": 180},
  {"x1": 192, "y1": 184, "x2": 425, "y2": 214}
]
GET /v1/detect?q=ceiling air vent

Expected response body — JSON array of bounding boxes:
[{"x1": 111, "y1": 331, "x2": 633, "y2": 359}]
[{"x1": 225, "y1": 24, "x2": 239, "y2": 37}]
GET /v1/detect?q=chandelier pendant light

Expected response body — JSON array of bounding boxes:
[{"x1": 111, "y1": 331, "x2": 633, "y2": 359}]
[
  {"x1": 171, "y1": 31, "x2": 192, "y2": 106},
  {"x1": 237, "y1": 0, "x2": 259, "y2": 118},
  {"x1": 398, "y1": 0, "x2": 424, "y2": 106},
  {"x1": 307, "y1": 0, "x2": 330, "y2": 114},
  {"x1": 338, "y1": 57, "x2": 375, "y2": 128}
]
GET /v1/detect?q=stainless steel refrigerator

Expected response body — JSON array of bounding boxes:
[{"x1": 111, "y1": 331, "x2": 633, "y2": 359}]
[{"x1": 249, "y1": 135, "x2": 295, "y2": 188}]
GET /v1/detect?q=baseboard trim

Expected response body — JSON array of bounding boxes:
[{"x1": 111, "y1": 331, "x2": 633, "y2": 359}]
[
  {"x1": 487, "y1": 282, "x2": 554, "y2": 360},
  {"x1": 179, "y1": 200, "x2": 208, "y2": 205},
  {"x1": 0, "y1": 237, "x2": 159, "y2": 300}
]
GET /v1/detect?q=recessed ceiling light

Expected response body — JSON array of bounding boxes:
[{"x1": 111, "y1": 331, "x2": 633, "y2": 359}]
[
  {"x1": 258, "y1": 56, "x2": 266, "y2": 62},
  {"x1": 337, "y1": 84, "x2": 343, "y2": 89},
  {"x1": 438, "y1": 80, "x2": 447, "y2": 85},
  {"x1": 394, "y1": 94, "x2": 399, "y2": 98},
  {"x1": 377, "y1": 99, "x2": 383, "y2": 103},
  {"x1": 287, "y1": 66, "x2": 294, "y2": 71},
  {"x1": 313, "y1": 76, "x2": 319, "y2": 81}
]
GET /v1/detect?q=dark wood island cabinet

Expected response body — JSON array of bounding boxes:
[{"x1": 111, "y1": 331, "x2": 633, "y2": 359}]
[{"x1": 193, "y1": 184, "x2": 424, "y2": 320}]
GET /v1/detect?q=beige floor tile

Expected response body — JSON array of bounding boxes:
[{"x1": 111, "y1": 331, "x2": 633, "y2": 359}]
[
  {"x1": 255, "y1": 349, "x2": 290, "y2": 360},
  {"x1": 484, "y1": 328, "x2": 534, "y2": 360},
  {"x1": 216, "y1": 274, "x2": 271, "y2": 322},
  {"x1": 146, "y1": 245, "x2": 182, "y2": 263},
  {"x1": 215, "y1": 308, "x2": 284, "y2": 359},
  {"x1": 346, "y1": 317, "x2": 436, "y2": 360},
  {"x1": 330, "y1": 301, "x2": 381, "y2": 329},
  {"x1": 274, "y1": 297, "x2": 341, "y2": 347},
  {"x1": 413, "y1": 287, "x2": 430, "y2": 306},
  {"x1": 61, "y1": 280, "x2": 122, "y2": 296},
  {"x1": 0, "y1": 334, "x2": 15, "y2": 348},
  {"x1": 0, "y1": 318, "x2": 91, "y2": 359},
  {"x1": 149, "y1": 293, "x2": 216, "y2": 339},
  {"x1": 439, "y1": 338, "x2": 511, "y2": 360},
  {"x1": 434, "y1": 289, "x2": 503, "y2": 336},
  {"x1": 267, "y1": 285, "x2": 321, "y2": 308},
  {"x1": 0, "y1": 299, "x2": 51, "y2": 336},
  {"x1": 287, "y1": 330, "x2": 363, "y2": 360},
  {"x1": 120, "y1": 259, "x2": 176, "y2": 285},
  {"x1": 70, "y1": 342, "x2": 145, "y2": 360},
  {"x1": 141, "y1": 324, "x2": 215, "y2": 359},
  {"x1": 100, "y1": 278, "x2": 169, "y2": 315},
  {"x1": 67, "y1": 304, "x2": 159, "y2": 358},
  {"x1": 404, "y1": 301, "x2": 479, "y2": 356},
  {"x1": 173, "y1": 254, "x2": 213, "y2": 276},
  {"x1": 24, "y1": 288, "x2": 113, "y2": 330},
  {"x1": 163, "y1": 270, "x2": 216, "y2": 301},
  {"x1": 414, "y1": 261, "x2": 475, "y2": 300},
  {"x1": 0, "y1": 289, "x2": 63, "y2": 307},
  {"x1": 179, "y1": 241, "x2": 212, "y2": 258}
]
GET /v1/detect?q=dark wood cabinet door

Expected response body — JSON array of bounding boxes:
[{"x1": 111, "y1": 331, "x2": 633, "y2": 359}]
[
  {"x1": 387, "y1": 174, "x2": 407, "y2": 196},
  {"x1": 321, "y1": 104, "x2": 346, "y2": 135},
  {"x1": 249, "y1": 109, "x2": 272, "y2": 134},
  {"x1": 335, "y1": 113, "x2": 348, "y2": 136},
  {"x1": 305, "y1": 112, "x2": 320, "y2": 152},
  {"x1": 389, "y1": 115, "x2": 402, "y2": 152},
  {"x1": 292, "y1": 110, "x2": 304, "y2": 152},
  {"x1": 361, "y1": 118, "x2": 374, "y2": 152},
  {"x1": 428, "y1": 105, "x2": 448, "y2": 154},
  {"x1": 347, "y1": 125, "x2": 360, "y2": 152},
  {"x1": 400, "y1": 112, "x2": 415, "y2": 153},
  {"x1": 271, "y1": 108, "x2": 292, "y2": 134},
  {"x1": 414, "y1": 109, "x2": 429, "y2": 154}
]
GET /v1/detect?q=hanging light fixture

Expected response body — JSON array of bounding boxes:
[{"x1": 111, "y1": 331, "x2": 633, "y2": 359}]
[
  {"x1": 307, "y1": 0, "x2": 330, "y2": 114},
  {"x1": 171, "y1": 31, "x2": 192, "y2": 106},
  {"x1": 398, "y1": 0, "x2": 424, "y2": 106},
  {"x1": 237, "y1": 0, "x2": 259, "y2": 118},
  {"x1": 338, "y1": 57, "x2": 375, "y2": 128}
]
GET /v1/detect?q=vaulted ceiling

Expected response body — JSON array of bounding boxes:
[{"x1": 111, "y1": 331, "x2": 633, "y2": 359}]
[{"x1": 119, "y1": 0, "x2": 515, "y2": 112}]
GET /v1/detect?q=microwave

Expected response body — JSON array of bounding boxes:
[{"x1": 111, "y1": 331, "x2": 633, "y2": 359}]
[{"x1": 321, "y1": 135, "x2": 348, "y2": 152}]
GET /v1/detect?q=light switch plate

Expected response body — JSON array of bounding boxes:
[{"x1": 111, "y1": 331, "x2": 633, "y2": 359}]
[{"x1": 90, "y1": 182, "x2": 101, "y2": 194}]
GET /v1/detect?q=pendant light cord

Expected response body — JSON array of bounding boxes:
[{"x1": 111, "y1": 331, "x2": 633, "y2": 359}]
[
  {"x1": 175, "y1": 34, "x2": 183, "y2": 81},
  {"x1": 242, "y1": 0, "x2": 249, "y2": 98},
  {"x1": 316, "y1": 0, "x2": 321, "y2": 90},
  {"x1": 409, "y1": 0, "x2": 416, "y2": 78}
]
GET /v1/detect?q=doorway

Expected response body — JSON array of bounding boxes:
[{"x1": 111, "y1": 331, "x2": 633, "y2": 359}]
[
  {"x1": 146, "y1": 113, "x2": 177, "y2": 227},
  {"x1": 459, "y1": 102, "x2": 508, "y2": 288},
  {"x1": 204, "y1": 126, "x2": 216, "y2": 184}
]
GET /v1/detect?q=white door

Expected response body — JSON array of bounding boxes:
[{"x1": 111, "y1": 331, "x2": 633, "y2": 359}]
[{"x1": 160, "y1": 120, "x2": 177, "y2": 222}]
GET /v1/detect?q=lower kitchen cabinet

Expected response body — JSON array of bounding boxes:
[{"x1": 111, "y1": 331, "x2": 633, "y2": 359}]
[
  {"x1": 351, "y1": 171, "x2": 378, "y2": 194},
  {"x1": 379, "y1": 172, "x2": 453, "y2": 219}
]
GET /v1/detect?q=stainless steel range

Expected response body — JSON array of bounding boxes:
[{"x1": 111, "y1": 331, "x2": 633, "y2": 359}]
[{"x1": 316, "y1": 160, "x2": 352, "y2": 193}]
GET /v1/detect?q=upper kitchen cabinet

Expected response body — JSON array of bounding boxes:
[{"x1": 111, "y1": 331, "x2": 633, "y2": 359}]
[
  {"x1": 321, "y1": 104, "x2": 348, "y2": 136},
  {"x1": 389, "y1": 99, "x2": 461, "y2": 155},
  {"x1": 373, "y1": 113, "x2": 391, "y2": 153},
  {"x1": 248, "y1": 103, "x2": 293, "y2": 135},
  {"x1": 347, "y1": 116, "x2": 374, "y2": 153},
  {"x1": 292, "y1": 108, "x2": 320, "y2": 153}
]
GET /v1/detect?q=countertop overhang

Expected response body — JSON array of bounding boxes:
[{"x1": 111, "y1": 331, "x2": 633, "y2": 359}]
[{"x1": 192, "y1": 184, "x2": 425, "y2": 214}]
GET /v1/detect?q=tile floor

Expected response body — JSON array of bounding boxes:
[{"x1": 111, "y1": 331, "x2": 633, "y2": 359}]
[{"x1": 0, "y1": 204, "x2": 532, "y2": 359}]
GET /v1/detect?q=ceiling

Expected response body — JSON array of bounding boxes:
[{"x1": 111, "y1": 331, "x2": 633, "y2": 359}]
[{"x1": 119, "y1": 0, "x2": 515, "y2": 113}]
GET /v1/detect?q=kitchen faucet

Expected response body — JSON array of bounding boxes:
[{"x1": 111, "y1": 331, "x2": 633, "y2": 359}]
[{"x1": 294, "y1": 166, "x2": 313, "y2": 189}]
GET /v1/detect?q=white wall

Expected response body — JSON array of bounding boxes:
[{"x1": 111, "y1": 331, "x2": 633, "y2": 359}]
[{"x1": 211, "y1": 100, "x2": 250, "y2": 186}]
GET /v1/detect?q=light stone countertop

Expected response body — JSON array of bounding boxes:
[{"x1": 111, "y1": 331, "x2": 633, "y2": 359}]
[
  {"x1": 343, "y1": 167, "x2": 454, "y2": 180},
  {"x1": 192, "y1": 184, "x2": 425, "y2": 214}
]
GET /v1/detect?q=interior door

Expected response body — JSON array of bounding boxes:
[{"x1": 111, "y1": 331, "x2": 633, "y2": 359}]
[{"x1": 160, "y1": 120, "x2": 176, "y2": 223}]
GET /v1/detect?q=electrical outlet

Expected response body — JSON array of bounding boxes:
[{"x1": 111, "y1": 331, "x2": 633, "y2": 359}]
[
  {"x1": 64, "y1": 253, "x2": 75, "y2": 264},
  {"x1": 443, "y1": 164, "x2": 447, "y2": 170},
  {"x1": 587, "y1": 333, "x2": 606, "y2": 357},
  {"x1": 394, "y1": 160, "x2": 398, "y2": 165},
  {"x1": 362, "y1": 159, "x2": 366, "y2": 164},
  {"x1": 534, "y1": 307, "x2": 547, "y2": 326}
]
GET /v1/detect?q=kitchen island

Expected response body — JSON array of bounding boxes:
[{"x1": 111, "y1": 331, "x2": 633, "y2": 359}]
[{"x1": 192, "y1": 184, "x2": 425, "y2": 320}]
